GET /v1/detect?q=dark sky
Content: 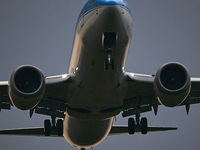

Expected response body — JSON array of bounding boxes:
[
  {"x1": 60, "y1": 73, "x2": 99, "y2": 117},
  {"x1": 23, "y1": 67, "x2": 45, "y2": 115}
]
[{"x1": 1, "y1": 0, "x2": 200, "y2": 150}]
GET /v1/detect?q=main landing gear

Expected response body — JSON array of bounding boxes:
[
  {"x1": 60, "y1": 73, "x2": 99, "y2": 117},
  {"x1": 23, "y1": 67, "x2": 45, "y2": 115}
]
[
  {"x1": 103, "y1": 32, "x2": 116, "y2": 70},
  {"x1": 128, "y1": 116, "x2": 148, "y2": 135},
  {"x1": 44, "y1": 98, "x2": 63, "y2": 136},
  {"x1": 128, "y1": 96, "x2": 148, "y2": 135},
  {"x1": 44, "y1": 118, "x2": 63, "y2": 136}
]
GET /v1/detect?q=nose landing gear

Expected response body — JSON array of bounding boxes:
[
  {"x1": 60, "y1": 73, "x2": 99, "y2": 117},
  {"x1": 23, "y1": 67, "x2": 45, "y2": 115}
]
[
  {"x1": 104, "y1": 58, "x2": 114, "y2": 70},
  {"x1": 103, "y1": 32, "x2": 116, "y2": 70}
]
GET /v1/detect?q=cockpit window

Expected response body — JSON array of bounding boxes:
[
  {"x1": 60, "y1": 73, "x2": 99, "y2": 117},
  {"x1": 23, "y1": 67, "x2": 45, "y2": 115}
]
[
  {"x1": 90, "y1": 0, "x2": 96, "y2": 5},
  {"x1": 123, "y1": 0, "x2": 127, "y2": 4}
]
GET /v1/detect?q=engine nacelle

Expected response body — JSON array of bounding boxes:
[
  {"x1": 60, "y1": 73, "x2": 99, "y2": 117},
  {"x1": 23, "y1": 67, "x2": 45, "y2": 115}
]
[
  {"x1": 8, "y1": 65, "x2": 45, "y2": 110},
  {"x1": 153, "y1": 62, "x2": 191, "y2": 107}
]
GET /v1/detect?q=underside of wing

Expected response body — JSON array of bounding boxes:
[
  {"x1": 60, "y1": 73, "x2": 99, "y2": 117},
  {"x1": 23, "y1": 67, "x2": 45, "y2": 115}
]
[
  {"x1": 0, "y1": 65, "x2": 73, "y2": 119},
  {"x1": 32, "y1": 74, "x2": 72, "y2": 118},
  {"x1": 123, "y1": 63, "x2": 200, "y2": 118},
  {"x1": 0, "y1": 81, "x2": 10, "y2": 111},
  {"x1": 189, "y1": 78, "x2": 200, "y2": 104},
  {"x1": 122, "y1": 72, "x2": 155, "y2": 117}
]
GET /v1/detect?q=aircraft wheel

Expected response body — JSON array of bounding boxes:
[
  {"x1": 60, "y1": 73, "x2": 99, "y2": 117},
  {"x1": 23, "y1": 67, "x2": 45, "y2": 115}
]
[
  {"x1": 56, "y1": 119, "x2": 63, "y2": 136},
  {"x1": 44, "y1": 119, "x2": 51, "y2": 136},
  {"x1": 111, "y1": 59, "x2": 114, "y2": 70},
  {"x1": 128, "y1": 117, "x2": 135, "y2": 135},
  {"x1": 104, "y1": 59, "x2": 108, "y2": 70},
  {"x1": 140, "y1": 117, "x2": 148, "y2": 134}
]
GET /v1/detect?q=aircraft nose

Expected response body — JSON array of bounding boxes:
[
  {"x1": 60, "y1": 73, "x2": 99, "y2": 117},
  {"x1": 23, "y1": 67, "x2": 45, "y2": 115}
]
[{"x1": 96, "y1": 0, "x2": 126, "y2": 6}]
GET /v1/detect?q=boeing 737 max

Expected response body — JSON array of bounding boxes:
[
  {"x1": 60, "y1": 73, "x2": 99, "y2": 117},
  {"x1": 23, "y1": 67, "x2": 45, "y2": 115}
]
[{"x1": 0, "y1": 0, "x2": 200, "y2": 150}]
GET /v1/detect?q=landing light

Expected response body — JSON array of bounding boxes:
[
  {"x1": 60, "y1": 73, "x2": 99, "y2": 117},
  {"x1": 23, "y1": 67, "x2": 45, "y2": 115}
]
[
  {"x1": 130, "y1": 73, "x2": 135, "y2": 77},
  {"x1": 62, "y1": 74, "x2": 68, "y2": 78}
]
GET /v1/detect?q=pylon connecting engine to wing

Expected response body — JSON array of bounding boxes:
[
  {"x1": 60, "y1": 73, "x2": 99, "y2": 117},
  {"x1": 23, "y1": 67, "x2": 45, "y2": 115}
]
[
  {"x1": 8, "y1": 65, "x2": 45, "y2": 110},
  {"x1": 153, "y1": 62, "x2": 191, "y2": 107}
]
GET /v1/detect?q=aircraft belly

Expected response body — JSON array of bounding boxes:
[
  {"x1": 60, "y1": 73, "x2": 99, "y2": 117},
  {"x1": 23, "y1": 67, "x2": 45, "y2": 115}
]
[
  {"x1": 63, "y1": 114, "x2": 113, "y2": 149},
  {"x1": 67, "y1": 5, "x2": 132, "y2": 120},
  {"x1": 67, "y1": 85, "x2": 123, "y2": 120}
]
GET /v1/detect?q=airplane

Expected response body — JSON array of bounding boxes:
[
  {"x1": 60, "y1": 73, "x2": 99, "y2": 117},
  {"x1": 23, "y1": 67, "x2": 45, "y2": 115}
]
[{"x1": 0, "y1": 0, "x2": 200, "y2": 150}]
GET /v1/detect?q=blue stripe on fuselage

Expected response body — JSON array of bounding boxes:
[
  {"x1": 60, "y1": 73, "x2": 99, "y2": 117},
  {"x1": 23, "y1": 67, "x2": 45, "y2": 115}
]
[{"x1": 77, "y1": 0, "x2": 131, "y2": 21}]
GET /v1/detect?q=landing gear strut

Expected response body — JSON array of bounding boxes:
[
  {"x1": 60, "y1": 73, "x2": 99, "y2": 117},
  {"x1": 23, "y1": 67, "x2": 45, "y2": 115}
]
[
  {"x1": 104, "y1": 57, "x2": 114, "y2": 70},
  {"x1": 103, "y1": 32, "x2": 116, "y2": 70}
]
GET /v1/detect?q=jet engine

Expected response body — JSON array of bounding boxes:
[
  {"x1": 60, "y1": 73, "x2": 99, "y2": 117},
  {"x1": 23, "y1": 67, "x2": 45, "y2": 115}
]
[
  {"x1": 8, "y1": 65, "x2": 45, "y2": 110},
  {"x1": 153, "y1": 62, "x2": 191, "y2": 107}
]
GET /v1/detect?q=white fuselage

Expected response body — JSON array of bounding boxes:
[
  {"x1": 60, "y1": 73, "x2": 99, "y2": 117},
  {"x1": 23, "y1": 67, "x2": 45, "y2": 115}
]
[{"x1": 63, "y1": 5, "x2": 133, "y2": 149}]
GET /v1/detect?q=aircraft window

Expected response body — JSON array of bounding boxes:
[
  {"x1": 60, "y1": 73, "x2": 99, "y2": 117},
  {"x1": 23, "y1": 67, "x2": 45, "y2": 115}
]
[{"x1": 90, "y1": 0, "x2": 96, "y2": 4}]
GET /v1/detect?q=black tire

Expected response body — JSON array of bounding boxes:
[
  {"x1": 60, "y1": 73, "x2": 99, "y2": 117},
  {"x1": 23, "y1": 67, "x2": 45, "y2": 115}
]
[
  {"x1": 128, "y1": 117, "x2": 135, "y2": 135},
  {"x1": 104, "y1": 59, "x2": 108, "y2": 70},
  {"x1": 56, "y1": 119, "x2": 63, "y2": 136},
  {"x1": 44, "y1": 119, "x2": 51, "y2": 136},
  {"x1": 111, "y1": 59, "x2": 114, "y2": 70},
  {"x1": 140, "y1": 117, "x2": 148, "y2": 134}
]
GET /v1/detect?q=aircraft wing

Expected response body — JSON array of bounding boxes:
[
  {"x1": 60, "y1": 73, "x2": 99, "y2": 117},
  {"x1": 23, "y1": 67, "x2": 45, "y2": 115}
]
[
  {"x1": 0, "y1": 127, "x2": 59, "y2": 137},
  {"x1": 0, "y1": 74, "x2": 72, "y2": 118},
  {"x1": 122, "y1": 72, "x2": 200, "y2": 117},
  {"x1": 109, "y1": 125, "x2": 177, "y2": 135},
  {"x1": 0, "y1": 125, "x2": 177, "y2": 137}
]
